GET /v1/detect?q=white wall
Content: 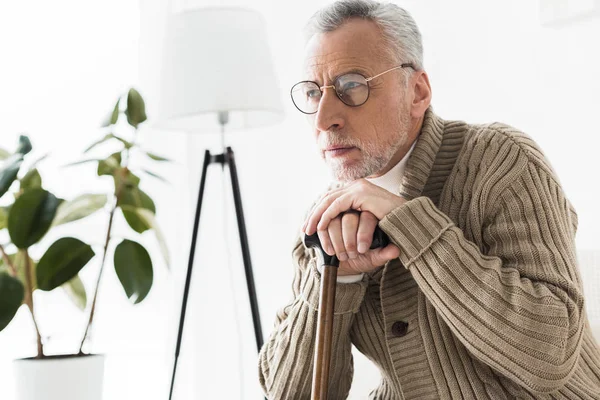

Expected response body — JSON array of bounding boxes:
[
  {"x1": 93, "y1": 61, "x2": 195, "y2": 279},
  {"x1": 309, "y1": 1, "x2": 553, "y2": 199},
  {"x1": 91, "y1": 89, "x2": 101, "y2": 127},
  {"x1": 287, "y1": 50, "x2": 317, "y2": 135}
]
[{"x1": 1, "y1": 0, "x2": 598, "y2": 399}]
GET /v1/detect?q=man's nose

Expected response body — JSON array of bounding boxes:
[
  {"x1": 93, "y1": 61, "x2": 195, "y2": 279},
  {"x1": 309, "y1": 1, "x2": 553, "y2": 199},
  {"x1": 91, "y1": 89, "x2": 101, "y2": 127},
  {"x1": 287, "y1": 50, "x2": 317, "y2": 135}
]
[{"x1": 314, "y1": 87, "x2": 345, "y2": 132}]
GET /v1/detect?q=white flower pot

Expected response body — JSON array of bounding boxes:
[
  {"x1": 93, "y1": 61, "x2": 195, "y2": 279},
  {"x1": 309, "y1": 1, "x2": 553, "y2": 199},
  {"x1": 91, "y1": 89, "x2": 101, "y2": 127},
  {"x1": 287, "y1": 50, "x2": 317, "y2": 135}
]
[{"x1": 13, "y1": 354, "x2": 105, "y2": 400}]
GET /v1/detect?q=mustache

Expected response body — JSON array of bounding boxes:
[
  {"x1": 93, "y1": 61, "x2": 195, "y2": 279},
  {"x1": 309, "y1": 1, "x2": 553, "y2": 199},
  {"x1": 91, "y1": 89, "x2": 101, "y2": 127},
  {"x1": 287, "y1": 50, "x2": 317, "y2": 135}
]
[{"x1": 319, "y1": 133, "x2": 361, "y2": 149}]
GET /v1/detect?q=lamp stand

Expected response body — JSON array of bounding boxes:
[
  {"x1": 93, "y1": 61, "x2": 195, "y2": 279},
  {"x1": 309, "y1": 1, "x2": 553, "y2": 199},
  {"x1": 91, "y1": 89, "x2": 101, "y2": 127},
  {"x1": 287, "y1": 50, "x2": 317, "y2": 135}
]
[{"x1": 168, "y1": 112, "x2": 265, "y2": 399}]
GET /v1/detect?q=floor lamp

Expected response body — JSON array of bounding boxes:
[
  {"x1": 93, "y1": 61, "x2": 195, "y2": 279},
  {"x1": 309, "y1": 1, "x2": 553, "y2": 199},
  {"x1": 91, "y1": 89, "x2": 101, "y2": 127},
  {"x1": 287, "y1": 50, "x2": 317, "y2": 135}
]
[{"x1": 155, "y1": 8, "x2": 284, "y2": 399}]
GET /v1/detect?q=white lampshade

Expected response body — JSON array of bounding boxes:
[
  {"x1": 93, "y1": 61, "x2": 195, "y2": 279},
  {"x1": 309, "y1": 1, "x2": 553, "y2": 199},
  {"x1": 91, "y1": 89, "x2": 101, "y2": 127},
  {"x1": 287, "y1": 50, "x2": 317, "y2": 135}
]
[{"x1": 156, "y1": 7, "x2": 284, "y2": 132}]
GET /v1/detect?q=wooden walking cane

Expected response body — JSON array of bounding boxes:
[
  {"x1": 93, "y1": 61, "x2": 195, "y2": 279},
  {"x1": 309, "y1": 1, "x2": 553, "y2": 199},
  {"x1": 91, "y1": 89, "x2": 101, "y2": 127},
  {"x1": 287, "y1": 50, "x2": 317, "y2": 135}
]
[{"x1": 303, "y1": 225, "x2": 389, "y2": 400}]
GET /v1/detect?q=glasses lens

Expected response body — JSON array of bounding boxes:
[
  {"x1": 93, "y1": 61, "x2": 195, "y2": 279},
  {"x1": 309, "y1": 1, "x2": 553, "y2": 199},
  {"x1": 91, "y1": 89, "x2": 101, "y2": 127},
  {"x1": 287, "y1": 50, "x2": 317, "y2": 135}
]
[
  {"x1": 291, "y1": 81, "x2": 321, "y2": 114},
  {"x1": 335, "y1": 73, "x2": 369, "y2": 106}
]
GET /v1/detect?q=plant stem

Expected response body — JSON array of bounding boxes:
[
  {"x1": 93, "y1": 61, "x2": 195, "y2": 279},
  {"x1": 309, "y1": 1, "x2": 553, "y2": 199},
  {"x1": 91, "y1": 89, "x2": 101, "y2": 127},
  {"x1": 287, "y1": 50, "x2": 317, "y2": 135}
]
[
  {"x1": 0, "y1": 243, "x2": 17, "y2": 277},
  {"x1": 77, "y1": 199, "x2": 117, "y2": 354},
  {"x1": 23, "y1": 249, "x2": 43, "y2": 358},
  {"x1": 78, "y1": 139, "x2": 134, "y2": 354}
]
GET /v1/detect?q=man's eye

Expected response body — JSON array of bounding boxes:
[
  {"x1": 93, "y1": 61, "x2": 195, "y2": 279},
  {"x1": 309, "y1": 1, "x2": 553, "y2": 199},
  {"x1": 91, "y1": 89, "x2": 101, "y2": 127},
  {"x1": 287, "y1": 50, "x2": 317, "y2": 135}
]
[
  {"x1": 306, "y1": 89, "x2": 321, "y2": 98},
  {"x1": 342, "y1": 81, "x2": 362, "y2": 91}
]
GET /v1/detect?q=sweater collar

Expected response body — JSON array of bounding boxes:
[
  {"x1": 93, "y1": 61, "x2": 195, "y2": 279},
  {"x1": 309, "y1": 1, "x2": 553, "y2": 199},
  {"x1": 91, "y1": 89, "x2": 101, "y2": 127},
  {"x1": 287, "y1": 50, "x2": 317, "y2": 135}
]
[
  {"x1": 398, "y1": 107, "x2": 445, "y2": 200},
  {"x1": 399, "y1": 107, "x2": 467, "y2": 204}
]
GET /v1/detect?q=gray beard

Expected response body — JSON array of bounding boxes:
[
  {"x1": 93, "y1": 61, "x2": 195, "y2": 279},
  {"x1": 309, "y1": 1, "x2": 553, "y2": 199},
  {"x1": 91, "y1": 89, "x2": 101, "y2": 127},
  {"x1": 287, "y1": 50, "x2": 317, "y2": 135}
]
[{"x1": 324, "y1": 118, "x2": 410, "y2": 183}]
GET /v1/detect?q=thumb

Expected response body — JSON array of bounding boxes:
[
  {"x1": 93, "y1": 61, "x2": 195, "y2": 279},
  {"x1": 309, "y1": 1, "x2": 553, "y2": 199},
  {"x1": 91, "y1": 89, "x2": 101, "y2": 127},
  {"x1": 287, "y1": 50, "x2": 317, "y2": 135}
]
[{"x1": 371, "y1": 244, "x2": 400, "y2": 265}]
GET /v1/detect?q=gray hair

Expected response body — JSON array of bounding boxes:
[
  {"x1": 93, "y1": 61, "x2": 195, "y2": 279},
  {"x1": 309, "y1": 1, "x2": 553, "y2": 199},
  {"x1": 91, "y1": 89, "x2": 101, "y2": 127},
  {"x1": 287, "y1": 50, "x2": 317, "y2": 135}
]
[{"x1": 304, "y1": 0, "x2": 424, "y2": 72}]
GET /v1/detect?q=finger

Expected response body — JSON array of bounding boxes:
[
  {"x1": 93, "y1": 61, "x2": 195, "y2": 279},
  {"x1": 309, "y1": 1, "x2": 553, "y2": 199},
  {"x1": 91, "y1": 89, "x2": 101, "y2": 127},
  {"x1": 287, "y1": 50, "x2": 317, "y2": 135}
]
[
  {"x1": 381, "y1": 243, "x2": 400, "y2": 260},
  {"x1": 302, "y1": 186, "x2": 342, "y2": 231},
  {"x1": 302, "y1": 201, "x2": 320, "y2": 233},
  {"x1": 341, "y1": 211, "x2": 359, "y2": 259},
  {"x1": 328, "y1": 217, "x2": 347, "y2": 260},
  {"x1": 316, "y1": 192, "x2": 357, "y2": 232},
  {"x1": 356, "y1": 211, "x2": 378, "y2": 254},
  {"x1": 317, "y1": 228, "x2": 333, "y2": 256},
  {"x1": 305, "y1": 188, "x2": 347, "y2": 234},
  {"x1": 302, "y1": 186, "x2": 345, "y2": 232},
  {"x1": 370, "y1": 244, "x2": 400, "y2": 266},
  {"x1": 301, "y1": 191, "x2": 329, "y2": 232}
]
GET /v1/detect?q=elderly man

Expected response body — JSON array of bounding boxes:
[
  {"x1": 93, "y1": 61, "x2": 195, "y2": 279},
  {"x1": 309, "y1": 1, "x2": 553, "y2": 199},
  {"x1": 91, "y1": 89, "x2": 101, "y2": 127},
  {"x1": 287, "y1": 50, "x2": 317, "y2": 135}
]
[{"x1": 258, "y1": 0, "x2": 600, "y2": 398}]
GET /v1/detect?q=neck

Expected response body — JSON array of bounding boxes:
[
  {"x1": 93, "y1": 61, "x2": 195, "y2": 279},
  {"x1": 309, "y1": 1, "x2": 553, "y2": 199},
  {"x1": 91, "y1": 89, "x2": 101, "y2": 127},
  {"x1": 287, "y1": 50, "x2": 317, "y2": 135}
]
[{"x1": 367, "y1": 114, "x2": 424, "y2": 179}]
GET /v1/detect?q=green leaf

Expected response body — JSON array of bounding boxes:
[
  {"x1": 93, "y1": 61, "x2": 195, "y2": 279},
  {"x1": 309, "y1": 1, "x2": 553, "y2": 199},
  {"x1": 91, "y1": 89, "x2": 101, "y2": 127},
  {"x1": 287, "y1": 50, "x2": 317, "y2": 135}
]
[
  {"x1": 84, "y1": 133, "x2": 132, "y2": 153},
  {"x1": 0, "y1": 154, "x2": 24, "y2": 198},
  {"x1": 97, "y1": 152, "x2": 122, "y2": 176},
  {"x1": 37, "y1": 237, "x2": 95, "y2": 291},
  {"x1": 101, "y1": 98, "x2": 121, "y2": 127},
  {"x1": 51, "y1": 194, "x2": 107, "y2": 227},
  {"x1": 0, "y1": 253, "x2": 14, "y2": 275},
  {"x1": 0, "y1": 206, "x2": 10, "y2": 230},
  {"x1": 110, "y1": 98, "x2": 121, "y2": 125},
  {"x1": 112, "y1": 135, "x2": 133, "y2": 149},
  {"x1": 0, "y1": 148, "x2": 10, "y2": 160},
  {"x1": 20, "y1": 168, "x2": 42, "y2": 191},
  {"x1": 16, "y1": 135, "x2": 32, "y2": 156},
  {"x1": 114, "y1": 170, "x2": 140, "y2": 192},
  {"x1": 84, "y1": 133, "x2": 115, "y2": 153},
  {"x1": 125, "y1": 88, "x2": 147, "y2": 128},
  {"x1": 118, "y1": 186, "x2": 155, "y2": 212},
  {"x1": 63, "y1": 158, "x2": 101, "y2": 168},
  {"x1": 0, "y1": 272, "x2": 24, "y2": 332},
  {"x1": 146, "y1": 209, "x2": 170, "y2": 269},
  {"x1": 118, "y1": 187, "x2": 156, "y2": 233},
  {"x1": 121, "y1": 206, "x2": 170, "y2": 268},
  {"x1": 144, "y1": 152, "x2": 171, "y2": 162},
  {"x1": 121, "y1": 208, "x2": 149, "y2": 234},
  {"x1": 141, "y1": 169, "x2": 169, "y2": 184},
  {"x1": 0, "y1": 253, "x2": 27, "y2": 288},
  {"x1": 114, "y1": 239, "x2": 153, "y2": 304},
  {"x1": 62, "y1": 274, "x2": 87, "y2": 311},
  {"x1": 8, "y1": 188, "x2": 60, "y2": 249}
]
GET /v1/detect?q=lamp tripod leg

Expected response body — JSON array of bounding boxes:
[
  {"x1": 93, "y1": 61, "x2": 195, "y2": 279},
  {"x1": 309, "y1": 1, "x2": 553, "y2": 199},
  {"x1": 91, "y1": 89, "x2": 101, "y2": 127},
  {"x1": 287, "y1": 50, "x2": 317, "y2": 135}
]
[
  {"x1": 168, "y1": 149, "x2": 211, "y2": 400},
  {"x1": 225, "y1": 146, "x2": 264, "y2": 352}
]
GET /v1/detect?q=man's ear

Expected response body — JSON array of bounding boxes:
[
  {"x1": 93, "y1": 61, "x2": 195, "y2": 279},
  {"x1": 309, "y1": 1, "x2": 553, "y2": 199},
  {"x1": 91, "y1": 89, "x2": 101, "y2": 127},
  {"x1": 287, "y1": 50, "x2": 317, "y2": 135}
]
[{"x1": 410, "y1": 71, "x2": 432, "y2": 118}]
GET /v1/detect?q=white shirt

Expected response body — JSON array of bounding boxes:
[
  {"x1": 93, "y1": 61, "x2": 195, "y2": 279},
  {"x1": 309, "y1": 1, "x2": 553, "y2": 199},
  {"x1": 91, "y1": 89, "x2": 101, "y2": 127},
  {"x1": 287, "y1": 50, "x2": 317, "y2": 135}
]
[
  {"x1": 365, "y1": 140, "x2": 415, "y2": 196},
  {"x1": 321, "y1": 140, "x2": 417, "y2": 283}
]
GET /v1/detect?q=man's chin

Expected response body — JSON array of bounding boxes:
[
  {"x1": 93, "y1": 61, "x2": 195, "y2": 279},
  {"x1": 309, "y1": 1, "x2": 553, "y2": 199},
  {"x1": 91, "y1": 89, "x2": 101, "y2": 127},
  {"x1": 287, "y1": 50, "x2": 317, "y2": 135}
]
[{"x1": 329, "y1": 165, "x2": 370, "y2": 183}]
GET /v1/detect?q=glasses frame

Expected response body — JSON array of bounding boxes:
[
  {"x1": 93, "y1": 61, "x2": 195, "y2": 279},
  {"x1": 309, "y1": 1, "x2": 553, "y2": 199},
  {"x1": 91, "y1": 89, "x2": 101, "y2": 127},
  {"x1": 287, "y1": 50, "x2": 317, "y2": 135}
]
[{"x1": 290, "y1": 63, "x2": 414, "y2": 115}]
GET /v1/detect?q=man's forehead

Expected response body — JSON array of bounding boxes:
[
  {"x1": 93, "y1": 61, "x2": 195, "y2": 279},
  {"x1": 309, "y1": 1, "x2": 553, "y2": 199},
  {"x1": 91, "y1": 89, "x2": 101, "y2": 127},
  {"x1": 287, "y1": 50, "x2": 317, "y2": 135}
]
[
  {"x1": 302, "y1": 20, "x2": 388, "y2": 77},
  {"x1": 304, "y1": 53, "x2": 371, "y2": 71},
  {"x1": 303, "y1": 37, "x2": 385, "y2": 78}
]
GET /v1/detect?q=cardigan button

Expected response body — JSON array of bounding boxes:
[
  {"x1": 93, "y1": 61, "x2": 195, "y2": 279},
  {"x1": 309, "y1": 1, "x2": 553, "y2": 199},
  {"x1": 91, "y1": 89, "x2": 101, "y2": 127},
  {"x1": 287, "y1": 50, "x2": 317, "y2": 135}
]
[{"x1": 391, "y1": 321, "x2": 409, "y2": 337}]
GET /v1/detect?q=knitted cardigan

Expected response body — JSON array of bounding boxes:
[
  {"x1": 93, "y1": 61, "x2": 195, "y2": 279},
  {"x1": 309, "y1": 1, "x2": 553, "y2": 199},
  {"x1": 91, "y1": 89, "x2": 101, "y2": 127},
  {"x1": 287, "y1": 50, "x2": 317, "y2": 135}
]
[{"x1": 258, "y1": 108, "x2": 600, "y2": 399}]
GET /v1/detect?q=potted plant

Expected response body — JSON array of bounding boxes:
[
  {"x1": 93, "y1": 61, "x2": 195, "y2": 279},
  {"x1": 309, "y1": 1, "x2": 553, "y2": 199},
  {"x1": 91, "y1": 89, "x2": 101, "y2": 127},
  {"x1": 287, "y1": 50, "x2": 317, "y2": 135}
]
[{"x1": 0, "y1": 88, "x2": 170, "y2": 400}]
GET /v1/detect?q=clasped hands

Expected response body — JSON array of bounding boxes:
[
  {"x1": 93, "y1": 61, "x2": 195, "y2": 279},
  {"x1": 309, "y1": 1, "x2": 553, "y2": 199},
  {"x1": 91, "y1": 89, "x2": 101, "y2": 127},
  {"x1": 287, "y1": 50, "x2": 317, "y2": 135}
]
[{"x1": 302, "y1": 179, "x2": 406, "y2": 276}]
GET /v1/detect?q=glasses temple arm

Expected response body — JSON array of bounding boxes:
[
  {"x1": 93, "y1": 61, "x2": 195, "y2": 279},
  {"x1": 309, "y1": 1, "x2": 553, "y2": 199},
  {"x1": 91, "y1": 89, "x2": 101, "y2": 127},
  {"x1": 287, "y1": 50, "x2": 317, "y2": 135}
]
[{"x1": 365, "y1": 63, "x2": 414, "y2": 82}]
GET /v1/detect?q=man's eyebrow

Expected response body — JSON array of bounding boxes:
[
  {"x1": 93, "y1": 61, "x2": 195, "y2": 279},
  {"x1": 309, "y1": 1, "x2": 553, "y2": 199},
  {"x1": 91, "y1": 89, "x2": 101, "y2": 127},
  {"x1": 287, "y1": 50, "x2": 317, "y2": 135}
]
[
  {"x1": 305, "y1": 66, "x2": 371, "y2": 83},
  {"x1": 339, "y1": 67, "x2": 370, "y2": 77}
]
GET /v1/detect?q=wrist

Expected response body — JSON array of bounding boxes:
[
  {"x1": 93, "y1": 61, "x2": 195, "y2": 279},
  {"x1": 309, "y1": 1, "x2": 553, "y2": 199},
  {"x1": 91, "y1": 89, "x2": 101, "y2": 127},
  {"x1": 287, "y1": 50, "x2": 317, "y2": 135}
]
[{"x1": 381, "y1": 196, "x2": 408, "y2": 219}]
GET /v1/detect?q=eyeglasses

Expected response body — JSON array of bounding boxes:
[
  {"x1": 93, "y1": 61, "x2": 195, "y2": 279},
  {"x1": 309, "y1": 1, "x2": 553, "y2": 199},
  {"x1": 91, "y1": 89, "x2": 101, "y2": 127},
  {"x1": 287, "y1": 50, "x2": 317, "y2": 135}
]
[{"x1": 290, "y1": 63, "x2": 414, "y2": 114}]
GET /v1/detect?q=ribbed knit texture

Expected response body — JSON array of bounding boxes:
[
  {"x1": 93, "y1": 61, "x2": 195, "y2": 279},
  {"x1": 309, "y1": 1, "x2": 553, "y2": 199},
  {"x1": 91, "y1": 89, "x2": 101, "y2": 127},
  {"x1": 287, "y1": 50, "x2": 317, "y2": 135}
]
[{"x1": 258, "y1": 108, "x2": 600, "y2": 399}]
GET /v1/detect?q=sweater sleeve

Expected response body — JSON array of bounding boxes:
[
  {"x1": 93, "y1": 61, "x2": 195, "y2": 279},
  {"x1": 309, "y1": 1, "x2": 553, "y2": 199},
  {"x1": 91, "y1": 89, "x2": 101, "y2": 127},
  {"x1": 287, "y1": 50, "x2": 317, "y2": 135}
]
[
  {"x1": 378, "y1": 159, "x2": 585, "y2": 394},
  {"x1": 258, "y1": 235, "x2": 368, "y2": 399}
]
